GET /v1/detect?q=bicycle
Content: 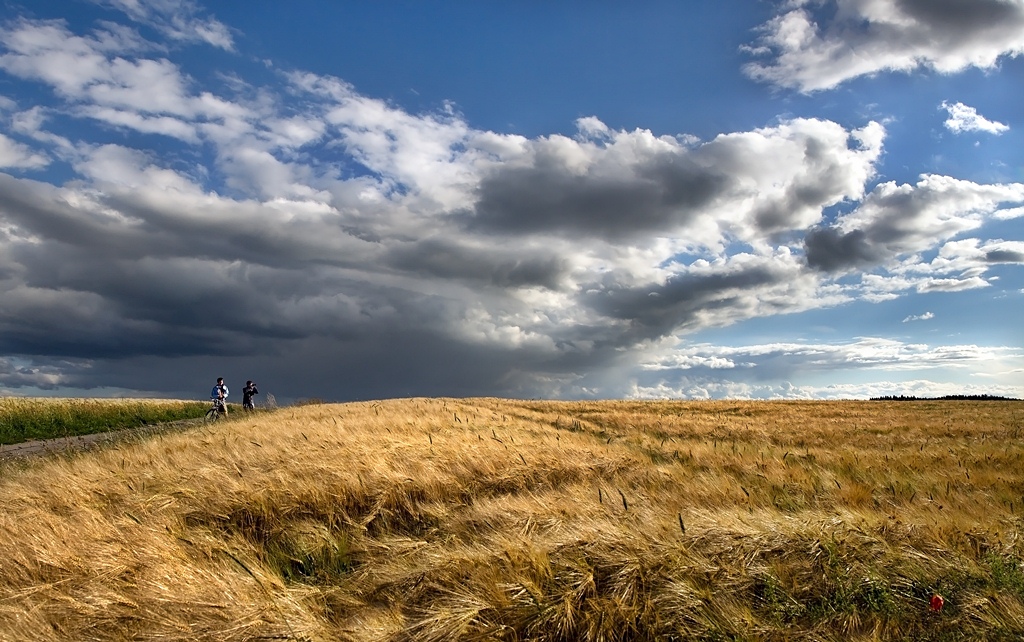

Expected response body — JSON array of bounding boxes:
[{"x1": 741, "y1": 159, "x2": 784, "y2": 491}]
[{"x1": 205, "y1": 398, "x2": 227, "y2": 422}]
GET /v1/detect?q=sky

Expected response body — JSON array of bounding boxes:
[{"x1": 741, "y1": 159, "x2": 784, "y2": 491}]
[{"x1": 0, "y1": 0, "x2": 1022, "y2": 403}]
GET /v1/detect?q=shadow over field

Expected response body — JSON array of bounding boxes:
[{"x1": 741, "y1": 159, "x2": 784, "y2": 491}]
[{"x1": 1, "y1": 398, "x2": 1023, "y2": 640}]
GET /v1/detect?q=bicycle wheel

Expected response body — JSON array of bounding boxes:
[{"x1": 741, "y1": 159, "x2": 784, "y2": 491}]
[{"x1": 205, "y1": 406, "x2": 220, "y2": 422}]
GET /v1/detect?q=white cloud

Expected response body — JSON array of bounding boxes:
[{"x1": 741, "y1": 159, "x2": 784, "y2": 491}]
[
  {"x1": 0, "y1": 133, "x2": 48, "y2": 169},
  {"x1": 916, "y1": 276, "x2": 990, "y2": 292},
  {"x1": 629, "y1": 378, "x2": 1022, "y2": 400},
  {"x1": 0, "y1": 19, "x2": 130, "y2": 97},
  {"x1": 925, "y1": 238, "x2": 1024, "y2": 271},
  {"x1": 851, "y1": 237, "x2": 1024, "y2": 296},
  {"x1": 744, "y1": 0, "x2": 1024, "y2": 92},
  {"x1": 10, "y1": 106, "x2": 75, "y2": 154},
  {"x1": 902, "y1": 312, "x2": 934, "y2": 323},
  {"x1": 79, "y1": 106, "x2": 199, "y2": 141},
  {"x1": 89, "y1": 0, "x2": 234, "y2": 50},
  {"x1": 941, "y1": 101, "x2": 1009, "y2": 134},
  {"x1": 575, "y1": 115, "x2": 612, "y2": 140},
  {"x1": 995, "y1": 206, "x2": 1024, "y2": 220},
  {"x1": 645, "y1": 338, "x2": 1020, "y2": 373},
  {"x1": 629, "y1": 338, "x2": 1023, "y2": 399},
  {"x1": 0, "y1": 20, "x2": 208, "y2": 120}
]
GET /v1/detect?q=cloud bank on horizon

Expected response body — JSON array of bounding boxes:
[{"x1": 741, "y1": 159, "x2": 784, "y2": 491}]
[{"x1": 0, "y1": 0, "x2": 1021, "y2": 401}]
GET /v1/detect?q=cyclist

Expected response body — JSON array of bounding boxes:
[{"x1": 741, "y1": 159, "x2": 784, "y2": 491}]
[
  {"x1": 210, "y1": 377, "x2": 229, "y2": 416},
  {"x1": 242, "y1": 380, "x2": 259, "y2": 410}
]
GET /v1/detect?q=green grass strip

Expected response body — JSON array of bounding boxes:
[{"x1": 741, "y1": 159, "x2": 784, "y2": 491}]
[{"x1": 0, "y1": 398, "x2": 211, "y2": 445}]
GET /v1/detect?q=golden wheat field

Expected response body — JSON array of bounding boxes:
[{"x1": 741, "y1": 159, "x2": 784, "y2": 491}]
[{"x1": 1, "y1": 398, "x2": 1023, "y2": 641}]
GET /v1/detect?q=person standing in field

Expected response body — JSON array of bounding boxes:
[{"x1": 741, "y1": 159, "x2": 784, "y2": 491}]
[
  {"x1": 211, "y1": 377, "x2": 229, "y2": 416},
  {"x1": 242, "y1": 380, "x2": 259, "y2": 410}
]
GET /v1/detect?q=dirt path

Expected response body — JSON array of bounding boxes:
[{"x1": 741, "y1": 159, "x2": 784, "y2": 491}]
[{"x1": 0, "y1": 418, "x2": 208, "y2": 462}]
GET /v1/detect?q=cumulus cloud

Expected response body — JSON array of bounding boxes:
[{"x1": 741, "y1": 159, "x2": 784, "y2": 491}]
[
  {"x1": 470, "y1": 119, "x2": 884, "y2": 245},
  {"x1": 805, "y1": 175, "x2": 1024, "y2": 272},
  {"x1": 744, "y1": 0, "x2": 1024, "y2": 92},
  {"x1": 941, "y1": 101, "x2": 1009, "y2": 134}
]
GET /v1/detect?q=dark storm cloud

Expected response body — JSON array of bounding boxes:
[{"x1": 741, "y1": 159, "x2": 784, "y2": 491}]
[
  {"x1": 984, "y1": 249, "x2": 1024, "y2": 264},
  {"x1": 0, "y1": 176, "x2": 420, "y2": 363},
  {"x1": 31, "y1": 317, "x2": 631, "y2": 403},
  {"x1": 0, "y1": 175, "x2": 145, "y2": 254},
  {"x1": 95, "y1": 188, "x2": 378, "y2": 270},
  {"x1": 0, "y1": 276, "x2": 263, "y2": 359},
  {"x1": 804, "y1": 227, "x2": 885, "y2": 272},
  {"x1": 0, "y1": 164, "x2": 474, "y2": 364},
  {"x1": 385, "y1": 237, "x2": 569, "y2": 290},
  {"x1": 2, "y1": 240, "x2": 457, "y2": 360},
  {"x1": 0, "y1": 165, "x2": 584, "y2": 388},
  {"x1": 896, "y1": 0, "x2": 1023, "y2": 33},
  {"x1": 582, "y1": 263, "x2": 791, "y2": 342},
  {"x1": 0, "y1": 174, "x2": 355, "y2": 269},
  {"x1": 470, "y1": 151, "x2": 725, "y2": 240}
]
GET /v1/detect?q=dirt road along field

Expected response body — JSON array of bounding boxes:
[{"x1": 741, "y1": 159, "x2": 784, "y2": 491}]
[{"x1": 0, "y1": 418, "x2": 205, "y2": 461}]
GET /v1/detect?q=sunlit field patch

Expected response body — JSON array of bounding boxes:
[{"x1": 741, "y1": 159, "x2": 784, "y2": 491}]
[{"x1": 1, "y1": 398, "x2": 1022, "y2": 640}]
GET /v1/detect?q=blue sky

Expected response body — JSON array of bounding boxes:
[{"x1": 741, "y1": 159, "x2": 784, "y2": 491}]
[{"x1": 0, "y1": 0, "x2": 1021, "y2": 402}]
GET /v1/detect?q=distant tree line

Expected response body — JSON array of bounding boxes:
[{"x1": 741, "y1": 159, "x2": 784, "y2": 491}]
[{"x1": 870, "y1": 394, "x2": 1020, "y2": 401}]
